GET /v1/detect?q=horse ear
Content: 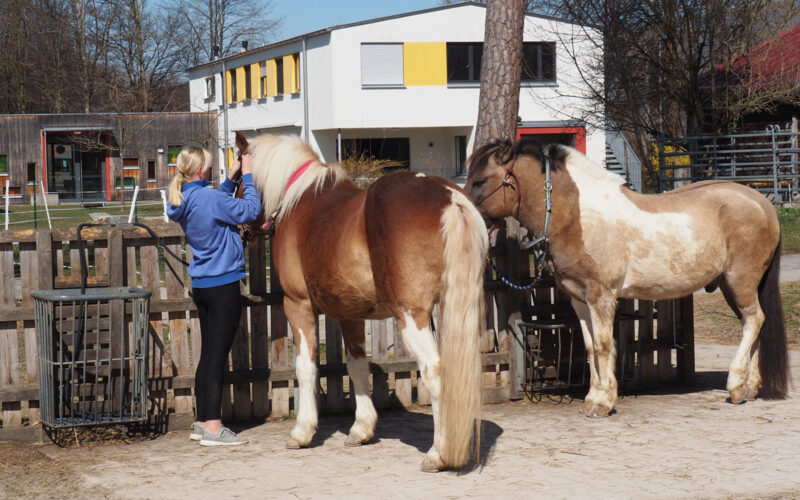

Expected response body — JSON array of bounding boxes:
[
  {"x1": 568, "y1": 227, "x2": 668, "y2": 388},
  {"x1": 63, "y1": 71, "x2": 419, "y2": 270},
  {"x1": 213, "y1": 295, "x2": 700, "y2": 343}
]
[{"x1": 235, "y1": 131, "x2": 249, "y2": 155}]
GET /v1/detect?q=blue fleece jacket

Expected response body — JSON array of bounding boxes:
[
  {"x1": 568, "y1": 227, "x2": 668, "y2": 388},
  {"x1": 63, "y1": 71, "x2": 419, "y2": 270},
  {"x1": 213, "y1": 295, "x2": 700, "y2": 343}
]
[{"x1": 167, "y1": 173, "x2": 262, "y2": 288}]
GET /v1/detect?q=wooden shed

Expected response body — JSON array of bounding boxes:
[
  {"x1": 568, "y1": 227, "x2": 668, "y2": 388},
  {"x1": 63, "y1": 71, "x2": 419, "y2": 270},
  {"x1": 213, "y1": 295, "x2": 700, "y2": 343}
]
[{"x1": 0, "y1": 113, "x2": 218, "y2": 203}]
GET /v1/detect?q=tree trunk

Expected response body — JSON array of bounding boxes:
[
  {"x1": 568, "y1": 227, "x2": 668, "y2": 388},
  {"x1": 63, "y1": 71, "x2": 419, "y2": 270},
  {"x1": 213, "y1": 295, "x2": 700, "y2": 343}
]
[{"x1": 474, "y1": 0, "x2": 525, "y2": 150}]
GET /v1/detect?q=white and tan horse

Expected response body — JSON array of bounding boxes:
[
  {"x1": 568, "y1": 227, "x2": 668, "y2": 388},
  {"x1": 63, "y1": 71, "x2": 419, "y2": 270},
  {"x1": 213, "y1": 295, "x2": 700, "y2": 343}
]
[
  {"x1": 465, "y1": 139, "x2": 789, "y2": 417},
  {"x1": 245, "y1": 134, "x2": 487, "y2": 470}
]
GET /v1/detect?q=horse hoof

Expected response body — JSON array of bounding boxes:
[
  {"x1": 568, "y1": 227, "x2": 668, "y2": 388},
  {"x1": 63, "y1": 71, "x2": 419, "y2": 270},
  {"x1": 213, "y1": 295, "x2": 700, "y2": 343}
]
[
  {"x1": 286, "y1": 438, "x2": 305, "y2": 449},
  {"x1": 344, "y1": 434, "x2": 371, "y2": 447},
  {"x1": 729, "y1": 386, "x2": 749, "y2": 405},
  {"x1": 420, "y1": 457, "x2": 445, "y2": 473},
  {"x1": 586, "y1": 406, "x2": 612, "y2": 418}
]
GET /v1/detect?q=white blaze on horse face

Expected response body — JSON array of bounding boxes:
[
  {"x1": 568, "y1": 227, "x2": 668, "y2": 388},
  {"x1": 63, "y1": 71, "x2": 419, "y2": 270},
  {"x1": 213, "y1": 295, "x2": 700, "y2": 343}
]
[
  {"x1": 290, "y1": 332, "x2": 318, "y2": 445},
  {"x1": 415, "y1": 173, "x2": 427, "y2": 177},
  {"x1": 563, "y1": 151, "x2": 725, "y2": 297}
]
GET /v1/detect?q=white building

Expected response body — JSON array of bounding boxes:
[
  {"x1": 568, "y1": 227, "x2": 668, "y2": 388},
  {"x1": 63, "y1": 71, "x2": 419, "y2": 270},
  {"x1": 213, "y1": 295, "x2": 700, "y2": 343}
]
[{"x1": 187, "y1": 2, "x2": 612, "y2": 184}]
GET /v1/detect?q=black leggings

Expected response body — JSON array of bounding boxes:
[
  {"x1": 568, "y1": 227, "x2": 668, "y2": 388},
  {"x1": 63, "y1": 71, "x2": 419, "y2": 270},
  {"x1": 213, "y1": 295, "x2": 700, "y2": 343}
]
[{"x1": 192, "y1": 281, "x2": 242, "y2": 421}]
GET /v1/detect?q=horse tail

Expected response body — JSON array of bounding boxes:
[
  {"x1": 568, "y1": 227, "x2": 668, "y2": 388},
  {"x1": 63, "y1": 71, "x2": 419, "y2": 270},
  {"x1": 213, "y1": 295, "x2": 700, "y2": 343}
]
[
  {"x1": 758, "y1": 233, "x2": 790, "y2": 398},
  {"x1": 437, "y1": 188, "x2": 488, "y2": 468}
]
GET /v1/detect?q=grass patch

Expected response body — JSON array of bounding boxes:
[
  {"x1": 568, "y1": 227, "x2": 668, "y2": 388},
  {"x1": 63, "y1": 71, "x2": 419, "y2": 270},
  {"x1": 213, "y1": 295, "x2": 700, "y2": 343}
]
[
  {"x1": 2, "y1": 202, "x2": 166, "y2": 231},
  {"x1": 694, "y1": 281, "x2": 800, "y2": 348},
  {"x1": 777, "y1": 207, "x2": 800, "y2": 254}
]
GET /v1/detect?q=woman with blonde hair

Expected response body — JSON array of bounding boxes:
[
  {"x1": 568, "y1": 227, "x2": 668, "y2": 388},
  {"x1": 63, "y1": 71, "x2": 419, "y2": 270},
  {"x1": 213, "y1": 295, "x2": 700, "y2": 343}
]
[{"x1": 167, "y1": 146, "x2": 261, "y2": 446}]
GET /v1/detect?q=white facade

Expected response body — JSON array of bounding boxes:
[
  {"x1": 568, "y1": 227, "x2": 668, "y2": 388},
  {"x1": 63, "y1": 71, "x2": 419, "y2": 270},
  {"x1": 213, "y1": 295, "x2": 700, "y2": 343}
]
[{"x1": 188, "y1": 3, "x2": 605, "y2": 181}]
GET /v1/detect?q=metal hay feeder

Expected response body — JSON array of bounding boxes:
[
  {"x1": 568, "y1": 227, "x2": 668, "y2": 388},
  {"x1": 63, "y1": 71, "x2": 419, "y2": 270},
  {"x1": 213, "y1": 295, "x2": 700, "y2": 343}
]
[{"x1": 32, "y1": 224, "x2": 151, "y2": 429}]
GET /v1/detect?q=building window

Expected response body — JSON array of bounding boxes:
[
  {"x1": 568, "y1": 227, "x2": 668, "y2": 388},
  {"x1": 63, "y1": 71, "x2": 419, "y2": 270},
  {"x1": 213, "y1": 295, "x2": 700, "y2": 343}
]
[
  {"x1": 205, "y1": 77, "x2": 215, "y2": 99},
  {"x1": 230, "y1": 70, "x2": 237, "y2": 102},
  {"x1": 361, "y1": 43, "x2": 404, "y2": 87},
  {"x1": 147, "y1": 160, "x2": 156, "y2": 181},
  {"x1": 293, "y1": 53, "x2": 300, "y2": 93},
  {"x1": 115, "y1": 177, "x2": 136, "y2": 190},
  {"x1": 522, "y1": 42, "x2": 556, "y2": 82},
  {"x1": 260, "y1": 62, "x2": 268, "y2": 96},
  {"x1": 244, "y1": 64, "x2": 252, "y2": 99},
  {"x1": 0, "y1": 155, "x2": 7, "y2": 175},
  {"x1": 446, "y1": 43, "x2": 482, "y2": 83},
  {"x1": 276, "y1": 57, "x2": 284, "y2": 95},
  {"x1": 455, "y1": 136, "x2": 467, "y2": 176},
  {"x1": 344, "y1": 137, "x2": 410, "y2": 171},
  {"x1": 167, "y1": 145, "x2": 181, "y2": 166},
  {"x1": 27, "y1": 162, "x2": 36, "y2": 184}
]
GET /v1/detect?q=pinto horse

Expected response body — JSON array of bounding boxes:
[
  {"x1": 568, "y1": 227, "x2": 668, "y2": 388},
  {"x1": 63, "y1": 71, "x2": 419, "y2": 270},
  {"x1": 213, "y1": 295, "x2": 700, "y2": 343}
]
[
  {"x1": 465, "y1": 139, "x2": 789, "y2": 417},
  {"x1": 245, "y1": 134, "x2": 487, "y2": 471}
]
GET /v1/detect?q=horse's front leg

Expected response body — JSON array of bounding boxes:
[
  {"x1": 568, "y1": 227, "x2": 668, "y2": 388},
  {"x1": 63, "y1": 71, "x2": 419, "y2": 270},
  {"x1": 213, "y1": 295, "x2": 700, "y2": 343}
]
[
  {"x1": 572, "y1": 292, "x2": 619, "y2": 417},
  {"x1": 571, "y1": 298, "x2": 599, "y2": 414},
  {"x1": 283, "y1": 297, "x2": 319, "y2": 448}
]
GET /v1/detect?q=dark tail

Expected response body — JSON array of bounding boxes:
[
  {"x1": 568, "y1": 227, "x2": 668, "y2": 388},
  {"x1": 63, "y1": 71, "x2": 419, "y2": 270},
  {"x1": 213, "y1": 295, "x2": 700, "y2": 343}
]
[{"x1": 758, "y1": 234, "x2": 790, "y2": 398}]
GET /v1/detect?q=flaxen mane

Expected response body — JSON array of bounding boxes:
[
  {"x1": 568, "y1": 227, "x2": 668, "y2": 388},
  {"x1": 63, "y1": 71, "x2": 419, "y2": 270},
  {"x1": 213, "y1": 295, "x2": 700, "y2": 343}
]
[{"x1": 248, "y1": 134, "x2": 347, "y2": 220}]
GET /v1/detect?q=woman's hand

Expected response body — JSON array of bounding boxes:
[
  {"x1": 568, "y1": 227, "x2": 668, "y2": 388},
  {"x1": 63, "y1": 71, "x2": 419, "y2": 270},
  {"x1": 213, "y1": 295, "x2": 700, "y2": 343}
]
[
  {"x1": 228, "y1": 154, "x2": 242, "y2": 181},
  {"x1": 241, "y1": 153, "x2": 253, "y2": 176}
]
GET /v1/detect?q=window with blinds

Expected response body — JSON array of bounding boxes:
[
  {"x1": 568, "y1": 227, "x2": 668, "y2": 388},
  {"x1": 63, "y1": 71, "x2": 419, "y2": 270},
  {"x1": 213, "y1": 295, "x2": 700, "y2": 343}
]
[{"x1": 361, "y1": 43, "x2": 404, "y2": 87}]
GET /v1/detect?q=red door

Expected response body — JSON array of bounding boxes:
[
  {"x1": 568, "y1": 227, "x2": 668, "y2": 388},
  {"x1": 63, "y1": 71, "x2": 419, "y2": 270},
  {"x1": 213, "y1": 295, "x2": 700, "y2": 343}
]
[{"x1": 516, "y1": 126, "x2": 586, "y2": 154}]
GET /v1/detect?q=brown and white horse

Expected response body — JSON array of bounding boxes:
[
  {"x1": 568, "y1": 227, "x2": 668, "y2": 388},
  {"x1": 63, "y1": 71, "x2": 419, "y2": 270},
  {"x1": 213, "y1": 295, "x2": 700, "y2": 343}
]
[
  {"x1": 465, "y1": 139, "x2": 789, "y2": 417},
  {"x1": 247, "y1": 134, "x2": 488, "y2": 471}
]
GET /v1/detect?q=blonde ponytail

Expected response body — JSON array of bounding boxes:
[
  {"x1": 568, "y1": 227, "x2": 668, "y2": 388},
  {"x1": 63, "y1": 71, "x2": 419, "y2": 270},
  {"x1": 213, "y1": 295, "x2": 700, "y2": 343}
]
[{"x1": 167, "y1": 147, "x2": 211, "y2": 206}]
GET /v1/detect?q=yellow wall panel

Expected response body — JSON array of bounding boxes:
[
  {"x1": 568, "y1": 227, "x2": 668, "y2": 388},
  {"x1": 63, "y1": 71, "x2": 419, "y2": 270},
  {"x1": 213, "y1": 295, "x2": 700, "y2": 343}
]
[
  {"x1": 227, "y1": 148, "x2": 234, "y2": 170},
  {"x1": 282, "y1": 54, "x2": 297, "y2": 93},
  {"x1": 266, "y1": 59, "x2": 277, "y2": 97},
  {"x1": 235, "y1": 66, "x2": 246, "y2": 102},
  {"x1": 225, "y1": 70, "x2": 233, "y2": 104},
  {"x1": 250, "y1": 63, "x2": 261, "y2": 99},
  {"x1": 403, "y1": 42, "x2": 447, "y2": 86}
]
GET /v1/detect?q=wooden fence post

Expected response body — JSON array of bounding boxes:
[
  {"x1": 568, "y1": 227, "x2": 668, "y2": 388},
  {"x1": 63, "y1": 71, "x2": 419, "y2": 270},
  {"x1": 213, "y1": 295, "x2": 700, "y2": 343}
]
[
  {"x1": 249, "y1": 237, "x2": 270, "y2": 419},
  {"x1": 269, "y1": 247, "x2": 291, "y2": 417},
  {"x1": 0, "y1": 237, "x2": 20, "y2": 427},
  {"x1": 324, "y1": 318, "x2": 345, "y2": 412}
]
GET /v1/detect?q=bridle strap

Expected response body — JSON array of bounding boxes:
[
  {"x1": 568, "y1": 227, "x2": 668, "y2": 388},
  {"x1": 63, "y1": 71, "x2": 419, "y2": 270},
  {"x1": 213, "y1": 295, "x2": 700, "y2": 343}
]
[
  {"x1": 522, "y1": 155, "x2": 553, "y2": 251},
  {"x1": 286, "y1": 160, "x2": 314, "y2": 193},
  {"x1": 475, "y1": 155, "x2": 518, "y2": 206}
]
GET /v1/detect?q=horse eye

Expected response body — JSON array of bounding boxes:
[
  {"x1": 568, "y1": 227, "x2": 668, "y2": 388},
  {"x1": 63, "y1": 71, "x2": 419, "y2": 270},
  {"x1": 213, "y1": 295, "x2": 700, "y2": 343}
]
[{"x1": 473, "y1": 179, "x2": 487, "y2": 188}]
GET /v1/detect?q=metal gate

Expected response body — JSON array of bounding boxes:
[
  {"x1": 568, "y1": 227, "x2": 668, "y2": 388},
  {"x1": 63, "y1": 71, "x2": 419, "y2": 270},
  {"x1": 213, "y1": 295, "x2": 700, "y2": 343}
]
[{"x1": 657, "y1": 123, "x2": 800, "y2": 203}]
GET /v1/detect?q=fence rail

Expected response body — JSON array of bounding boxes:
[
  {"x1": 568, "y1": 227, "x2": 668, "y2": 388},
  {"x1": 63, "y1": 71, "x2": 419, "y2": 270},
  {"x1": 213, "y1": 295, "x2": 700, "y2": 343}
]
[
  {"x1": 0, "y1": 222, "x2": 692, "y2": 442},
  {"x1": 658, "y1": 123, "x2": 800, "y2": 203}
]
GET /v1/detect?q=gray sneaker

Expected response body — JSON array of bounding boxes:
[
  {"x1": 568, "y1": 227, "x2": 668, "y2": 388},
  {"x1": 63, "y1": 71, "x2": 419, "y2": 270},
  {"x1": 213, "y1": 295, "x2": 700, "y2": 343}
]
[
  {"x1": 190, "y1": 422, "x2": 203, "y2": 441},
  {"x1": 199, "y1": 426, "x2": 248, "y2": 447}
]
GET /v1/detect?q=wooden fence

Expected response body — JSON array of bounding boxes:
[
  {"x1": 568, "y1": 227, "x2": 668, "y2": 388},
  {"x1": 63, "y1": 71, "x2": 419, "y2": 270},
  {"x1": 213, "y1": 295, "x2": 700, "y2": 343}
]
[{"x1": 0, "y1": 220, "x2": 693, "y2": 442}]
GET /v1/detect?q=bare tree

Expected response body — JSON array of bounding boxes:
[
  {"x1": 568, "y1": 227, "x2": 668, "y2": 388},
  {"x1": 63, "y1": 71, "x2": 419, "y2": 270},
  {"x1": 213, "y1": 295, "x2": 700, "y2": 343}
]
[
  {"x1": 474, "y1": 0, "x2": 525, "y2": 149},
  {"x1": 171, "y1": 0, "x2": 282, "y2": 68},
  {"x1": 540, "y1": 0, "x2": 800, "y2": 188}
]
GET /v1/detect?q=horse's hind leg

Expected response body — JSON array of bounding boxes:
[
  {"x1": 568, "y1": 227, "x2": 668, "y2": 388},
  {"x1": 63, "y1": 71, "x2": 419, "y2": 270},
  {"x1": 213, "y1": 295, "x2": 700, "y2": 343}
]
[
  {"x1": 340, "y1": 320, "x2": 377, "y2": 446},
  {"x1": 396, "y1": 310, "x2": 444, "y2": 471},
  {"x1": 283, "y1": 298, "x2": 319, "y2": 448},
  {"x1": 719, "y1": 281, "x2": 764, "y2": 404}
]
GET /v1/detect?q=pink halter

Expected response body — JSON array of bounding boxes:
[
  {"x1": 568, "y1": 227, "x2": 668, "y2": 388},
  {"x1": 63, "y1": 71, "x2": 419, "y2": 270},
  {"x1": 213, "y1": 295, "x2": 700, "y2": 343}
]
[{"x1": 286, "y1": 160, "x2": 314, "y2": 193}]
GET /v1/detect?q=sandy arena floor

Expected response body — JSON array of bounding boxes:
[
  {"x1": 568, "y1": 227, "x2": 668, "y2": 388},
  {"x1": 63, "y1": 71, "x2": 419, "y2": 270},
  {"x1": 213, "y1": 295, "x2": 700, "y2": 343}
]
[{"x1": 1, "y1": 343, "x2": 799, "y2": 499}]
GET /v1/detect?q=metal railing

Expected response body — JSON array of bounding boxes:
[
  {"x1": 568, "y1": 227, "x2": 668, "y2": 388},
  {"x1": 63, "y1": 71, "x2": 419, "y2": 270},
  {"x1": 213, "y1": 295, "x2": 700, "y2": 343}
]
[
  {"x1": 606, "y1": 127, "x2": 643, "y2": 192},
  {"x1": 657, "y1": 124, "x2": 800, "y2": 203}
]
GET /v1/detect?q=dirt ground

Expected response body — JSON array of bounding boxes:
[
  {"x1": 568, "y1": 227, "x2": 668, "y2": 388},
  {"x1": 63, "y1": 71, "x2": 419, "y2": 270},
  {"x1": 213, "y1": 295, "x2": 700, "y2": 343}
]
[{"x1": 1, "y1": 343, "x2": 799, "y2": 499}]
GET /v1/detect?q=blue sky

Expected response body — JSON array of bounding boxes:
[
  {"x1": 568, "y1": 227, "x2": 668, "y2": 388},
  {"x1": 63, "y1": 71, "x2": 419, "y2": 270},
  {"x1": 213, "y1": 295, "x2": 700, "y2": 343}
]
[{"x1": 273, "y1": 0, "x2": 444, "y2": 40}]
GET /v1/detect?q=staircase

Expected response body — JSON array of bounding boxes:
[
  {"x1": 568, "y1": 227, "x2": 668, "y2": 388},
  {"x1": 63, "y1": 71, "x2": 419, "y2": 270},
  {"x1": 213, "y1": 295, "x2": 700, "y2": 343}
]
[{"x1": 605, "y1": 127, "x2": 642, "y2": 192}]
